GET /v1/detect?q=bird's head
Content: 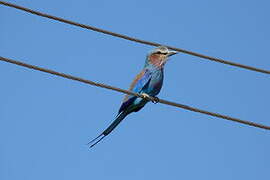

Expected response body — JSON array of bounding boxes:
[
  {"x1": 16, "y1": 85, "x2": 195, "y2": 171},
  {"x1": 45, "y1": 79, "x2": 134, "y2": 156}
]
[{"x1": 145, "y1": 46, "x2": 177, "y2": 68}]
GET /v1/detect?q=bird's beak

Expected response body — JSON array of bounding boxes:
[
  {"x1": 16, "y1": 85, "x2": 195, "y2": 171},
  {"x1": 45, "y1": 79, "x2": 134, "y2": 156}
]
[{"x1": 168, "y1": 51, "x2": 178, "y2": 56}]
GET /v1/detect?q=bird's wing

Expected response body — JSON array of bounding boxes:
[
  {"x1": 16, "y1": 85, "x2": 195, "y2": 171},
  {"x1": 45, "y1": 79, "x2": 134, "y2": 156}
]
[
  {"x1": 131, "y1": 69, "x2": 152, "y2": 93},
  {"x1": 118, "y1": 69, "x2": 152, "y2": 113}
]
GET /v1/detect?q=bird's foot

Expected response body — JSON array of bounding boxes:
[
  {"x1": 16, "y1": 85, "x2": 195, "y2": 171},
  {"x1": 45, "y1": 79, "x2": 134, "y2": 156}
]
[
  {"x1": 151, "y1": 97, "x2": 160, "y2": 104},
  {"x1": 141, "y1": 93, "x2": 159, "y2": 104},
  {"x1": 141, "y1": 93, "x2": 151, "y2": 100}
]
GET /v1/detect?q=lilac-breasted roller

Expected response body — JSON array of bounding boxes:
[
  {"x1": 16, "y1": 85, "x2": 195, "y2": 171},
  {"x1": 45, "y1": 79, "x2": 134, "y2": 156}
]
[{"x1": 88, "y1": 46, "x2": 177, "y2": 147}]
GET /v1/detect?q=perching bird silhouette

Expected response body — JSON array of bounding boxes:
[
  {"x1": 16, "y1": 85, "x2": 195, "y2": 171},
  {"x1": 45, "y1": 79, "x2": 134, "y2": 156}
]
[{"x1": 88, "y1": 46, "x2": 177, "y2": 147}]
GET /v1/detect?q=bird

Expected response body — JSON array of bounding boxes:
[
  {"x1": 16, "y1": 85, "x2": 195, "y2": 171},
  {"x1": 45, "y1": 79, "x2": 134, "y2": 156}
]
[{"x1": 88, "y1": 46, "x2": 177, "y2": 148}]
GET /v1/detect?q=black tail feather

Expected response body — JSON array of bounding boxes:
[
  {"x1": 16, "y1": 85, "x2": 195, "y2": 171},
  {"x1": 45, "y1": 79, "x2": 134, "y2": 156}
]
[
  {"x1": 103, "y1": 111, "x2": 128, "y2": 136},
  {"x1": 87, "y1": 133, "x2": 106, "y2": 148},
  {"x1": 87, "y1": 111, "x2": 128, "y2": 148}
]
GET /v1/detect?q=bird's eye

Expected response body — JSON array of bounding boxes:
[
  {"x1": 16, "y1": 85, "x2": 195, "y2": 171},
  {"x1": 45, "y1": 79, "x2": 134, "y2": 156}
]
[{"x1": 156, "y1": 51, "x2": 166, "y2": 55}]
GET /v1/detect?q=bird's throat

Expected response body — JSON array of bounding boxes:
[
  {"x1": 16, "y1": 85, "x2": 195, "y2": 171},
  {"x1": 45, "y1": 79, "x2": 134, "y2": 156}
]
[{"x1": 149, "y1": 54, "x2": 166, "y2": 68}]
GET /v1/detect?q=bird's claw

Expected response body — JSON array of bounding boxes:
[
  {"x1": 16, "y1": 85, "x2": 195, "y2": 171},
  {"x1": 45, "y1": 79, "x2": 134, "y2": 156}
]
[
  {"x1": 141, "y1": 93, "x2": 159, "y2": 104},
  {"x1": 141, "y1": 93, "x2": 151, "y2": 100},
  {"x1": 151, "y1": 97, "x2": 159, "y2": 104}
]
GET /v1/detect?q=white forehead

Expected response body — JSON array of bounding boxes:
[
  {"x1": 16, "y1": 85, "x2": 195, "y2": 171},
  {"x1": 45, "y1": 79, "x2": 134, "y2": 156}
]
[{"x1": 151, "y1": 46, "x2": 169, "y2": 54}]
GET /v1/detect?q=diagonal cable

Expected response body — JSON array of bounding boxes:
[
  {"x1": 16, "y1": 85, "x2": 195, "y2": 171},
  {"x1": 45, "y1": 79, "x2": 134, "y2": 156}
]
[
  {"x1": 1, "y1": 56, "x2": 269, "y2": 130},
  {"x1": 0, "y1": 1, "x2": 270, "y2": 75}
]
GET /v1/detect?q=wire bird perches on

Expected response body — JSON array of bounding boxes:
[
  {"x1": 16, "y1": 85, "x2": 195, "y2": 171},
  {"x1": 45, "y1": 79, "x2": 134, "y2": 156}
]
[
  {"x1": 0, "y1": 56, "x2": 269, "y2": 130},
  {"x1": 0, "y1": 1, "x2": 270, "y2": 75}
]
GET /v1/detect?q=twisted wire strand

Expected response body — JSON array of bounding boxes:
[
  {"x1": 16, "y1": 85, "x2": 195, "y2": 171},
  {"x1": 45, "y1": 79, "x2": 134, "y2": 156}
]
[
  {"x1": 1, "y1": 1, "x2": 269, "y2": 75},
  {"x1": 1, "y1": 56, "x2": 269, "y2": 130}
]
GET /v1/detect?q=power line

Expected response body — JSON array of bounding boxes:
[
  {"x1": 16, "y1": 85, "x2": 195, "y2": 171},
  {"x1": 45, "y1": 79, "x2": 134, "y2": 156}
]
[
  {"x1": 1, "y1": 56, "x2": 269, "y2": 130},
  {"x1": 1, "y1": 1, "x2": 270, "y2": 75}
]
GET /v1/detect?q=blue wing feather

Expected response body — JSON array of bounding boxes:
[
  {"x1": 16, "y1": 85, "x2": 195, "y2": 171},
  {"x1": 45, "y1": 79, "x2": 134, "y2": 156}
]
[
  {"x1": 118, "y1": 69, "x2": 152, "y2": 113},
  {"x1": 132, "y1": 69, "x2": 151, "y2": 93}
]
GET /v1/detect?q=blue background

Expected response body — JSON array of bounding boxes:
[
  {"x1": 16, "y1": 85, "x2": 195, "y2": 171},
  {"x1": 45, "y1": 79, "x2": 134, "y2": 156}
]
[{"x1": 1, "y1": 0, "x2": 270, "y2": 179}]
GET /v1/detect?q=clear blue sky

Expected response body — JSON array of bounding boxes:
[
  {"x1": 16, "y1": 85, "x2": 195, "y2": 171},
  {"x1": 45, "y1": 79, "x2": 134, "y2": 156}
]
[{"x1": 1, "y1": 0, "x2": 270, "y2": 179}]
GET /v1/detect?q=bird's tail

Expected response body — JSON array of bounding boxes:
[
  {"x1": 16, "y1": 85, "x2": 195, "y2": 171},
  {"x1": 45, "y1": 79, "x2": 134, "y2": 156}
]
[{"x1": 87, "y1": 111, "x2": 128, "y2": 148}]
